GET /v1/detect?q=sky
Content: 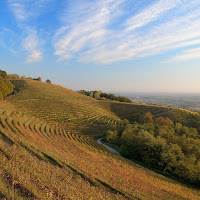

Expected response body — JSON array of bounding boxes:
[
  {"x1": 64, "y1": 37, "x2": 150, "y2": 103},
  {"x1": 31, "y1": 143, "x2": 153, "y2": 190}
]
[{"x1": 1, "y1": 0, "x2": 200, "y2": 93}]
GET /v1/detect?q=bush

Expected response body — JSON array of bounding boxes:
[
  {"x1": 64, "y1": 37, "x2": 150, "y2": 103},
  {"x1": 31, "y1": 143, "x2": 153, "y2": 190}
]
[
  {"x1": 46, "y1": 79, "x2": 51, "y2": 84},
  {"x1": 33, "y1": 77, "x2": 42, "y2": 81}
]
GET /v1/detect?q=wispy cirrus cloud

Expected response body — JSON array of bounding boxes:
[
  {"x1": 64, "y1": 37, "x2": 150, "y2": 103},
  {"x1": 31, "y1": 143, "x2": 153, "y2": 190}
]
[
  {"x1": 167, "y1": 47, "x2": 200, "y2": 62},
  {"x1": 54, "y1": 0, "x2": 124, "y2": 61},
  {"x1": 23, "y1": 29, "x2": 42, "y2": 63},
  {"x1": 53, "y1": 0, "x2": 200, "y2": 64},
  {"x1": 7, "y1": 0, "x2": 51, "y2": 21},
  {"x1": 0, "y1": 27, "x2": 17, "y2": 54},
  {"x1": 7, "y1": 0, "x2": 200, "y2": 64},
  {"x1": 7, "y1": 0, "x2": 51, "y2": 62},
  {"x1": 125, "y1": 0, "x2": 183, "y2": 31},
  {"x1": 7, "y1": 1, "x2": 27, "y2": 21}
]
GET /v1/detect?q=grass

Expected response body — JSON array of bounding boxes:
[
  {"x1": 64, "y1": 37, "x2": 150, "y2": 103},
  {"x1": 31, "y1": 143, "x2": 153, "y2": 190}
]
[
  {"x1": 8, "y1": 80, "x2": 122, "y2": 137},
  {"x1": 0, "y1": 79, "x2": 199, "y2": 199}
]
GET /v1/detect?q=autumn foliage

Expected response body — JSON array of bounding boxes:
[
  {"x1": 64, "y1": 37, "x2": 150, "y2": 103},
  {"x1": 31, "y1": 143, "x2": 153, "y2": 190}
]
[
  {"x1": 0, "y1": 79, "x2": 200, "y2": 199},
  {"x1": 0, "y1": 69, "x2": 14, "y2": 99}
]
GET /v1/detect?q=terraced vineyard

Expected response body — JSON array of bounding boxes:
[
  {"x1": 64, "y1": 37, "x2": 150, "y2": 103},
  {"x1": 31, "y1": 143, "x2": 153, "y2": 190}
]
[
  {"x1": 1, "y1": 79, "x2": 200, "y2": 199},
  {"x1": 98, "y1": 100, "x2": 200, "y2": 130},
  {"x1": 9, "y1": 80, "x2": 199, "y2": 135},
  {"x1": 1, "y1": 110, "x2": 200, "y2": 199},
  {"x1": 0, "y1": 111, "x2": 126, "y2": 199},
  {"x1": 8, "y1": 80, "x2": 122, "y2": 137}
]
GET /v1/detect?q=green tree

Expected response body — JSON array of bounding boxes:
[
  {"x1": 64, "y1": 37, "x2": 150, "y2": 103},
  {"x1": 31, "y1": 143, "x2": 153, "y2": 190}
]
[
  {"x1": 0, "y1": 79, "x2": 9, "y2": 97},
  {"x1": 94, "y1": 92, "x2": 100, "y2": 99},
  {"x1": 7, "y1": 73, "x2": 21, "y2": 80},
  {"x1": 0, "y1": 70, "x2": 7, "y2": 79},
  {"x1": 46, "y1": 79, "x2": 51, "y2": 84},
  {"x1": 161, "y1": 144, "x2": 185, "y2": 173},
  {"x1": 106, "y1": 129, "x2": 119, "y2": 144},
  {"x1": 0, "y1": 69, "x2": 14, "y2": 98},
  {"x1": 175, "y1": 122, "x2": 182, "y2": 135},
  {"x1": 156, "y1": 125, "x2": 174, "y2": 142},
  {"x1": 89, "y1": 92, "x2": 93, "y2": 98},
  {"x1": 4, "y1": 79, "x2": 14, "y2": 94}
]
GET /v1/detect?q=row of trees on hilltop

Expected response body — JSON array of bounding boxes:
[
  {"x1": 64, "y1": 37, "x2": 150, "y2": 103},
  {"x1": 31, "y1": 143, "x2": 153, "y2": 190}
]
[
  {"x1": 0, "y1": 70, "x2": 14, "y2": 99},
  {"x1": 8, "y1": 73, "x2": 51, "y2": 83},
  {"x1": 7, "y1": 73, "x2": 25, "y2": 80},
  {"x1": 106, "y1": 112, "x2": 200, "y2": 186},
  {"x1": 78, "y1": 90, "x2": 132, "y2": 103}
]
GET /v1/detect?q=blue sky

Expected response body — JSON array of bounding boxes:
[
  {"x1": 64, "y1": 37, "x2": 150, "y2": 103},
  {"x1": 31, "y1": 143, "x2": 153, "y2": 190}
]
[{"x1": 1, "y1": 0, "x2": 200, "y2": 93}]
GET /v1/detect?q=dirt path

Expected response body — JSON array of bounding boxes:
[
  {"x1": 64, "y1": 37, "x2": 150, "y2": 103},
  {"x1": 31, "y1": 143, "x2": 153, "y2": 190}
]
[{"x1": 97, "y1": 138, "x2": 121, "y2": 156}]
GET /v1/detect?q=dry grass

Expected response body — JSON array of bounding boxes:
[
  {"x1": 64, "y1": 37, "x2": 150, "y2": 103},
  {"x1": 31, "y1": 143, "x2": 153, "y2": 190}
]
[{"x1": 0, "y1": 80, "x2": 199, "y2": 199}]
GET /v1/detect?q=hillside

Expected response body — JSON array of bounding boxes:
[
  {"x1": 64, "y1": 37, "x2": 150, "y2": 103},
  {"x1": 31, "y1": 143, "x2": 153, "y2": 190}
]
[
  {"x1": 8, "y1": 80, "x2": 200, "y2": 136},
  {"x1": 8, "y1": 79, "x2": 122, "y2": 137},
  {"x1": 1, "y1": 79, "x2": 200, "y2": 199}
]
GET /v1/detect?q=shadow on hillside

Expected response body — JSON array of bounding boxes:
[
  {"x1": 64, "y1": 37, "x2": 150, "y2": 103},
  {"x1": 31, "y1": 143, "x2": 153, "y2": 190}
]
[{"x1": 108, "y1": 101, "x2": 173, "y2": 122}]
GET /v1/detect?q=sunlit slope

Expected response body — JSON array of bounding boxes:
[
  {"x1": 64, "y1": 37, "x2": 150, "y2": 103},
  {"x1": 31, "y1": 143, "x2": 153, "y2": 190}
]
[
  {"x1": 0, "y1": 110, "x2": 126, "y2": 199},
  {"x1": 8, "y1": 80, "x2": 121, "y2": 136},
  {"x1": 8, "y1": 80, "x2": 200, "y2": 137},
  {"x1": 0, "y1": 110, "x2": 200, "y2": 200}
]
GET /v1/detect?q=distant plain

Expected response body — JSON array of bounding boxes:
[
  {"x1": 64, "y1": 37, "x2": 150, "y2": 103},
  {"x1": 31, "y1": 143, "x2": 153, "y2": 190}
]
[{"x1": 121, "y1": 93, "x2": 200, "y2": 111}]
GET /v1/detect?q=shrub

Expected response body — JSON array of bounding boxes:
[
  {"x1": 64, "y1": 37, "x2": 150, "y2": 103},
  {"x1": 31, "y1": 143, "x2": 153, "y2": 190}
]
[
  {"x1": 33, "y1": 77, "x2": 42, "y2": 81},
  {"x1": 46, "y1": 79, "x2": 51, "y2": 84}
]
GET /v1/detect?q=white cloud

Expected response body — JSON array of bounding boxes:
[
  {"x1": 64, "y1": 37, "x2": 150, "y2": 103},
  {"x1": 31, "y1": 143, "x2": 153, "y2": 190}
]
[
  {"x1": 7, "y1": 0, "x2": 49, "y2": 63},
  {"x1": 167, "y1": 47, "x2": 200, "y2": 62},
  {"x1": 8, "y1": 1, "x2": 27, "y2": 20},
  {"x1": 80, "y1": 12, "x2": 200, "y2": 63},
  {"x1": 23, "y1": 29, "x2": 43, "y2": 63},
  {"x1": 8, "y1": 0, "x2": 52, "y2": 21},
  {"x1": 26, "y1": 50, "x2": 42, "y2": 63},
  {"x1": 80, "y1": 1, "x2": 200, "y2": 64},
  {"x1": 8, "y1": 0, "x2": 200, "y2": 64},
  {"x1": 125, "y1": 0, "x2": 183, "y2": 31},
  {"x1": 54, "y1": 0, "x2": 124, "y2": 61},
  {"x1": 53, "y1": 0, "x2": 200, "y2": 64},
  {"x1": 0, "y1": 27, "x2": 18, "y2": 54}
]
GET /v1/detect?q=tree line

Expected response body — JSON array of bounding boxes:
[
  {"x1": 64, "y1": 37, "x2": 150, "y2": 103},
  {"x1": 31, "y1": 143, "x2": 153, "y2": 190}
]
[
  {"x1": 0, "y1": 70, "x2": 14, "y2": 99},
  {"x1": 106, "y1": 112, "x2": 200, "y2": 186},
  {"x1": 7, "y1": 73, "x2": 51, "y2": 83},
  {"x1": 78, "y1": 90, "x2": 132, "y2": 103}
]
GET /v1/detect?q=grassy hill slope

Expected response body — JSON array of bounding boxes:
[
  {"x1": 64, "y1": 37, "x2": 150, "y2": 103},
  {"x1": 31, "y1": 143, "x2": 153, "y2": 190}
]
[
  {"x1": 9, "y1": 80, "x2": 200, "y2": 135},
  {"x1": 0, "y1": 79, "x2": 199, "y2": 199},
  {"x1": 99, "y1": 100, "x2": 200, "y2": 130},
  {"x1": 8, "y1": 80, "x2": 122, "y2": 137}
]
